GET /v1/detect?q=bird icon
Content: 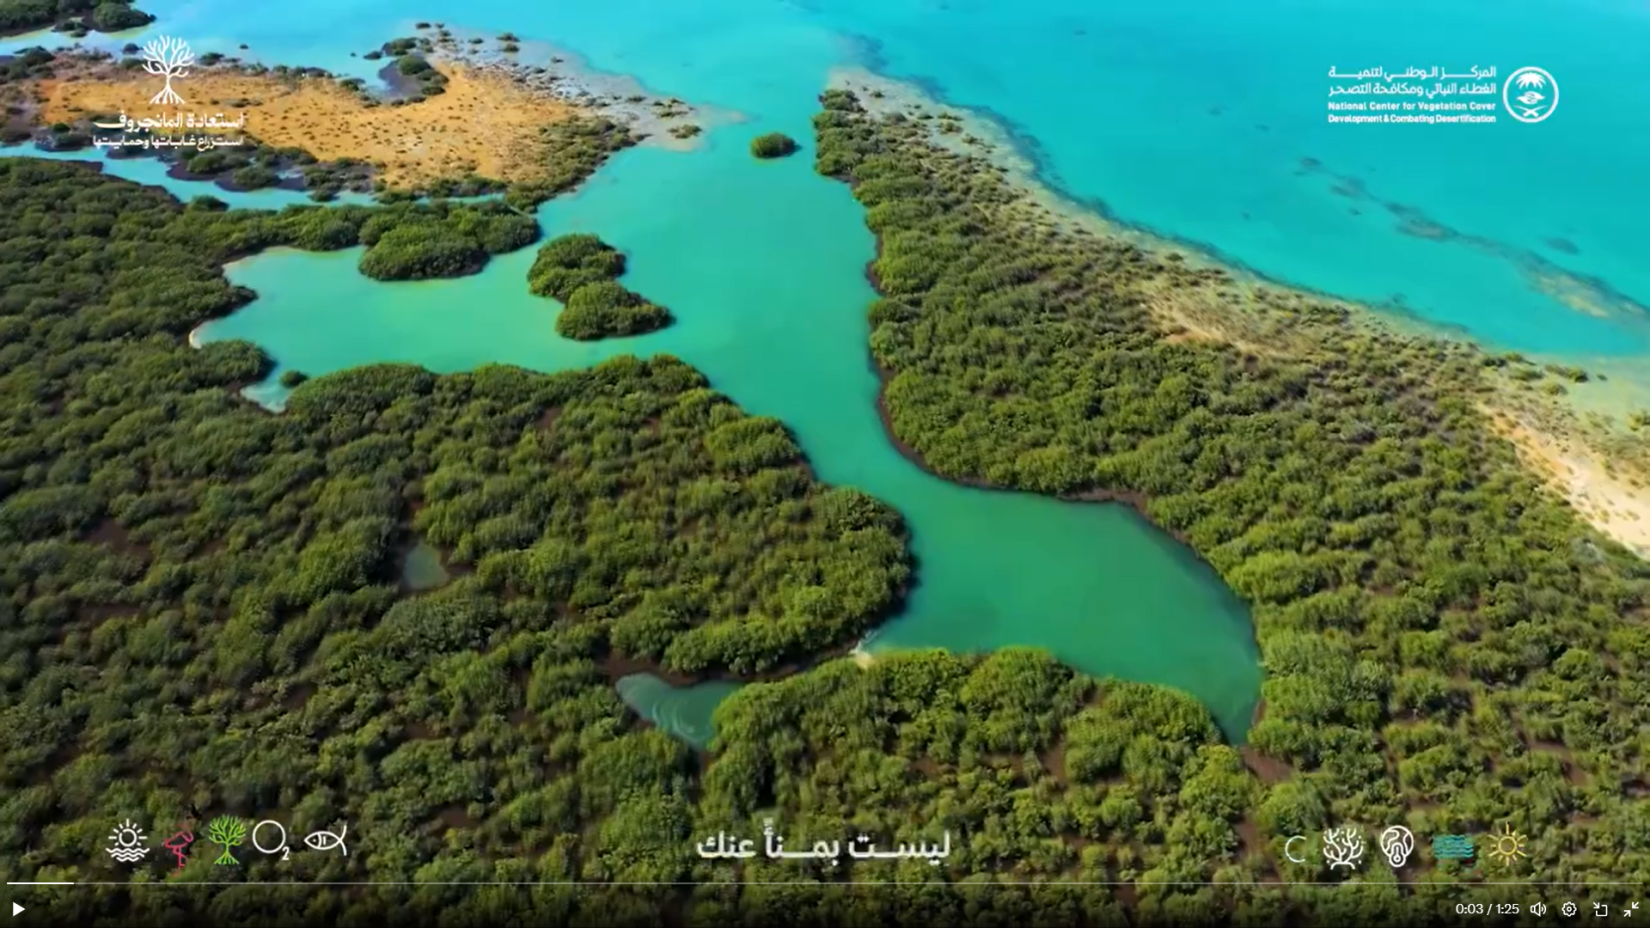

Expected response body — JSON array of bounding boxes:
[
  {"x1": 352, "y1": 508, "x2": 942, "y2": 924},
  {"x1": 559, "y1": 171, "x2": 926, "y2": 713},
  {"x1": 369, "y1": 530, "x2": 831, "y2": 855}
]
[{"x1": 162, "y1": 828, "x2": 194, "y2": 873}]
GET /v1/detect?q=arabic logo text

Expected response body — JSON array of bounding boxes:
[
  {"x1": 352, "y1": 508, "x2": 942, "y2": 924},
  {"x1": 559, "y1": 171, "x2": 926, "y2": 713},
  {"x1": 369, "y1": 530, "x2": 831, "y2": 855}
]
[{"x1": 698, "y1": 822, "x2": 953, "y2": 865}]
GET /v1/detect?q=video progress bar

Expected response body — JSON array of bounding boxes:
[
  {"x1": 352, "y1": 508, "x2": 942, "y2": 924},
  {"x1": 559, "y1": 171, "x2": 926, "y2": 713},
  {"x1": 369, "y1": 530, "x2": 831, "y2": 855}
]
[{"x1": 10, "y1": 881, "x2": 1650, "y2": 887}]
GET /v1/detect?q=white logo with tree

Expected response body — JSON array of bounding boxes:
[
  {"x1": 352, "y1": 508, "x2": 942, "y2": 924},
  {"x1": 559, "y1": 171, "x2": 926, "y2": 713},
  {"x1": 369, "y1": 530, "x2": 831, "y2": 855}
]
[{"x1": 142, "y1": 36, "x2": 195, "y2": 106}]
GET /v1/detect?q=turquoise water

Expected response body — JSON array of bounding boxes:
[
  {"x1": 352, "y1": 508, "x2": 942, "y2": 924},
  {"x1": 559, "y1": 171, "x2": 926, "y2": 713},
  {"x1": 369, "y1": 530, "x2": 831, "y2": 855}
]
[
  {"x1": 400, "y1": 541, "x2": 451, "y2": 592},
  {"x1": 12, "y1": 0, "x2": 1648, "y2": 744},
  {"x1": 614, "y1": 674, "x2": 741, "y2": 750},
  {"x1": 0, "y1": 147, "x2": 376, "y2": 208},
  {"x1": 194, "y1": 139, "x2": 1262, "y2": 741},
  {"x1": 11, "y1": 0, "x2": 1647, "y2": 363}
]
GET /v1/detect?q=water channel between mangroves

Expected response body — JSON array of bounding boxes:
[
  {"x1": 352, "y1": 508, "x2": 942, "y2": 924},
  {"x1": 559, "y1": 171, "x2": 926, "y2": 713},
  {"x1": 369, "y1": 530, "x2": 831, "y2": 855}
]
[
  {"x1": 12, "y1": 0, "x2": 1650, "y2": 750},
  {"x1": 156, "y1": 127, "x2": 1265, "y2": 747}
]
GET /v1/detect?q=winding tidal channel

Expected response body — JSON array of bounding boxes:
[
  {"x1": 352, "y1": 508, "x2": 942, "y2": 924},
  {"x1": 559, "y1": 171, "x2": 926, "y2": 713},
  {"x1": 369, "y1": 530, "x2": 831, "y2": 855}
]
[
  {"x1": 193, "y1": 137, "x2": 1263, "y2": 744},
  {"x1": 7, "y1": 0, "x2": 1643, "y2": 748},
  {"x1": 1, "y1": 136, "x2": 1262, "y2": 745}
]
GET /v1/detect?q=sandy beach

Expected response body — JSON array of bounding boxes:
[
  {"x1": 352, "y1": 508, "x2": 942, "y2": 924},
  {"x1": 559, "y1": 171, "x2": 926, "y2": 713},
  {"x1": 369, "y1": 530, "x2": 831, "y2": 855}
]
[
  {"x1": 1488, "y1": 406, "x2": 1650, "y2": 557},
  {"x1": 21, "y1": 22, "x2": 731, "y2": 188}
]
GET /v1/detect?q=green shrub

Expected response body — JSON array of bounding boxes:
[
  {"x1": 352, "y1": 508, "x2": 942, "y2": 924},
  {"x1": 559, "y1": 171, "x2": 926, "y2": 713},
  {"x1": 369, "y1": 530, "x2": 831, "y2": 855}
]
[
  {"x1": 527, "y1": 233, "x2": 627, "y2": 299},
  {"x1": 358, "y1": 224, "x2": 487, "y2": 280},
  {"x1": 554, "y1": 280, "x2": 670, "y2": 340},
  {"x1": 395, "y1": 55, "x2": 432, "y2": 76},
  {"x1": 749, "y1": 131, "x2": 799, "y2": 159}
]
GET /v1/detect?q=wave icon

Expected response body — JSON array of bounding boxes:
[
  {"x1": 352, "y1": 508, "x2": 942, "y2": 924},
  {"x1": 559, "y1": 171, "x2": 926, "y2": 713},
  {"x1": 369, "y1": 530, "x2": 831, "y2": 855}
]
[{"x1": 107, "y1": 847, "x2": 148, "y2": 863}]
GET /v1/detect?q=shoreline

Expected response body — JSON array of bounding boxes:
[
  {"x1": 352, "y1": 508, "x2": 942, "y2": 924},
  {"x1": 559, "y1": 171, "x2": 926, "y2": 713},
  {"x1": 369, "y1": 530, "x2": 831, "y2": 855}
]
[
  {"x1": 826, "y1": 67, "x2": 1650, "y2": 383},
  {"x1": 598, "y1": 635, "x2": 865, "y2": 691},
  {"x1": 828, "y1": 65, "x2": 1650, "y2": 560},
  {"x1": 864, "y1": 352, "x2": 1268, "y2": 732},
  {"x1": 868, "y1": 355, "x2": 1196, "y2": 549},
  {"x1": 17, "y1": 36, "x2": 694, "y2": 195},
  {"x1": 416, "y1": 25, "x2": 743, "y2": 152},
  {"x1": 827, "y1": 65, "x2": 1646, "y2": 370},
  {"x1": 855, "y1": 280, "x2": 1264, "y2": 740}
]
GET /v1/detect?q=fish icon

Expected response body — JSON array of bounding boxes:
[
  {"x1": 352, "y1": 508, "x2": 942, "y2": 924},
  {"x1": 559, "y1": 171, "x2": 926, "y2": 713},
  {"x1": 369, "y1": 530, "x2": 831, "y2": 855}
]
[{"x1": 304, "y1": 824, "x2": 347, "y2": 856}]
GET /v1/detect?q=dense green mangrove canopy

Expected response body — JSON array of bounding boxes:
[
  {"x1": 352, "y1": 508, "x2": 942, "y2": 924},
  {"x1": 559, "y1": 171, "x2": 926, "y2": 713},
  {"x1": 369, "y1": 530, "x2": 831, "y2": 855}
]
[
  {"x1": 528, "y1": 233, "x2": 673, "y2": 340},
  {"x1": 2, "y1": 74, "x2": 1650, "y2": 923},
  {"x1": 811, "y1": 85, "x2": 1650, "y2": 899},
  {"x1": 0, "y1": 0, "x2": 153, "y2": 36}
]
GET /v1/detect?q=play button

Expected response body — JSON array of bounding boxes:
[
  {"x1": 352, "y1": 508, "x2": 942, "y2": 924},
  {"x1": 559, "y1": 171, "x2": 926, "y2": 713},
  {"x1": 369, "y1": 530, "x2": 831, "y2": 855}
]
[{"x1": 11, "y1": 902, "x2": 21, "y2": 916}]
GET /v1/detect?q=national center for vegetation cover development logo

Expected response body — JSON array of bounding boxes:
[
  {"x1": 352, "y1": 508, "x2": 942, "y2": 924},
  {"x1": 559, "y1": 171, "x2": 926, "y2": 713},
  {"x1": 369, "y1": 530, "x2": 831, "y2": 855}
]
[
  {"x1": 1325, "y1": 62, "x2": 1557, "y2": 126},
  {"x1": 1503, "y1": 66, "x2": 1558, "y2": 123}
]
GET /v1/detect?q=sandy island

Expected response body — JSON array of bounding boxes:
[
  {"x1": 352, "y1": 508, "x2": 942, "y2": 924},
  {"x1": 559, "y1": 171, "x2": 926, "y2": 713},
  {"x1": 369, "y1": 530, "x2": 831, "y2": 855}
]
[
  {"x1": 34, "y1": 62, "x2": 588, "y2": 188},
  {"x1": 19, "y1": 23, "x2": 734, "y2": 189}
]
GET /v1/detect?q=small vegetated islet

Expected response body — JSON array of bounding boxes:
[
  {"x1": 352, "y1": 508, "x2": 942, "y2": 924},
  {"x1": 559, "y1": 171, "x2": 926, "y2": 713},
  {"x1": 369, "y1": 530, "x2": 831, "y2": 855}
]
[
  {"x1": 527, "y1": 233, "x2": 672, "y2": 339},
  {"x1": 749, "y1": 131, "x2": 799, "y2": 159}
]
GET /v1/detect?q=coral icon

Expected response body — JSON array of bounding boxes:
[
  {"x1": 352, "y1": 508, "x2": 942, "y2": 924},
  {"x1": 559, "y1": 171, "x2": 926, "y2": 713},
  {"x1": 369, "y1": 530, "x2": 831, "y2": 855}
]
[{"x1": 1322, "y1": 826, "x2": 1365, "y2": 870}]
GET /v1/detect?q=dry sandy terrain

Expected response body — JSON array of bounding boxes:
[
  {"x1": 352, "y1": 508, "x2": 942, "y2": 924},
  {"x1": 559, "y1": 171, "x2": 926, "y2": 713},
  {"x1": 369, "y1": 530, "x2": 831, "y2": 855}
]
[
  {"x1": 35, "y1": 63, "x2": 583, "y2": 187},
  {"x1": 1486, "y1": 406, "x2": 1650, "y2": 557}
]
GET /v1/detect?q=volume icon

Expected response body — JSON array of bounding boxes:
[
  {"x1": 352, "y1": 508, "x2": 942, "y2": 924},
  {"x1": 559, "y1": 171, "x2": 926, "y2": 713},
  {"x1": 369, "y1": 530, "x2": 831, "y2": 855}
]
[{"x1": 1530, "y1": 903, "x2": 1546, "y2": 917}]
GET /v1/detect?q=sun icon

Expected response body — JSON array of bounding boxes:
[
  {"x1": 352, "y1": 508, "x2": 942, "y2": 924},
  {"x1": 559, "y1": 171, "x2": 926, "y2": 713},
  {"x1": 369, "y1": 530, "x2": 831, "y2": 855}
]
[
  {"x1": 105, "y1": 818, "x2": 149, "y2": 863},
  {"x1": 1485, "y1": 823, "x2": 1529, "y2": 866}
]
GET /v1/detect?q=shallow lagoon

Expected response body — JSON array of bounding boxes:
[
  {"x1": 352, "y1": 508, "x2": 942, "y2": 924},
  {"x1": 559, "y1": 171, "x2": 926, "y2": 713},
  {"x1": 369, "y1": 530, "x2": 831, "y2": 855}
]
[
  {"x1": 11, "y1": 0, "x2": 1646, "y2": 361},
  {"x1": 14, "y1": 0, "x2": 1648, "y2": 746},
  {"x1": 614, "y1": 674, "x2": 742, "y2": 751},
  {"x1": 0, "y1": 137, "x2": 1261, "y2": 743},
  {"x1": 198, "y1": 138, "x2": 1262, "y2": 742}
]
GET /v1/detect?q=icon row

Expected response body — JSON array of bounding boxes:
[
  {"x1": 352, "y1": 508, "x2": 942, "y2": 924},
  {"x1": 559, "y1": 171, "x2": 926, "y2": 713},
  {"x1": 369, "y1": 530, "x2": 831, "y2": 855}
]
[
  {"x1": 106, "y1": 817, "x2": 347, "y2": 869},
  {"x1": 1281, "y1": 824, "x2": 1528, "y2": 870},
  {"x1": 1552, "y1": 902, "x2": 1639, "y2": 918}
]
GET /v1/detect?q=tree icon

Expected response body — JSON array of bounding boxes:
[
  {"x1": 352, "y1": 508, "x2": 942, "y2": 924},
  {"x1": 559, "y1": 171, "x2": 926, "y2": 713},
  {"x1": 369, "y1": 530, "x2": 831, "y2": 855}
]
[
  {"x1": 204, "y1": 815, "x2": 247, "y2": 865},
  {"x1": 142, "y1": 36, "x2": 194, "y2": 106}
]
